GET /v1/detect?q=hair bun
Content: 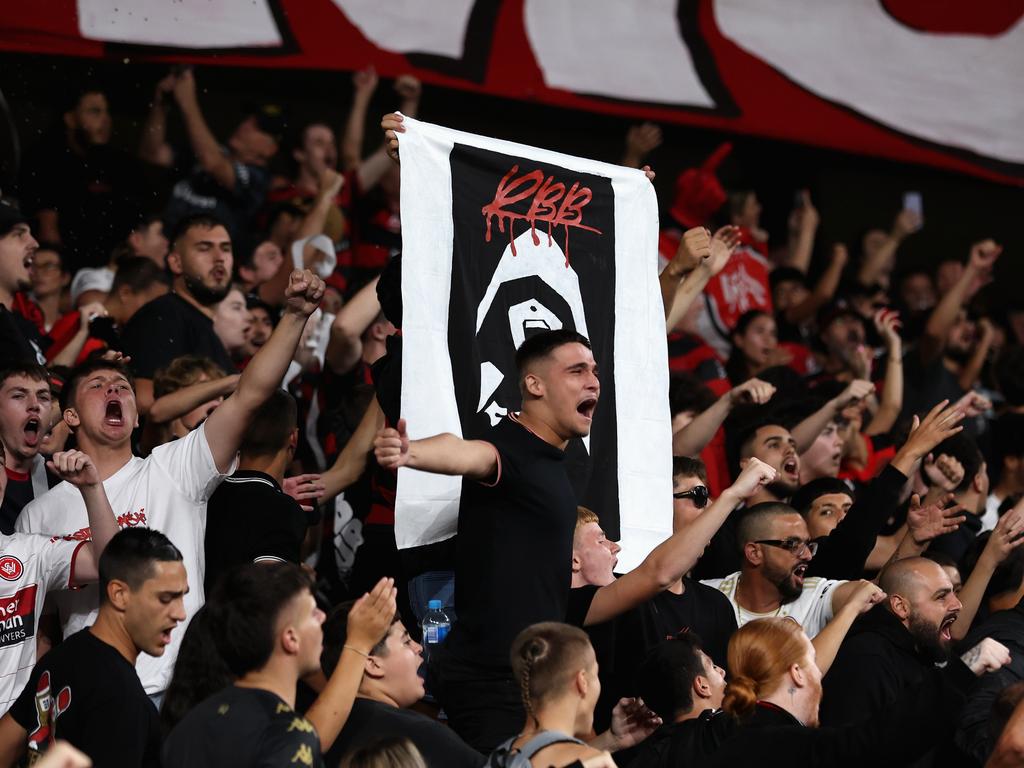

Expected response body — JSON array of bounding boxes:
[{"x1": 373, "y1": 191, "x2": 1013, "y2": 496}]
[{"x1": 722, "y1": 674, "x2": 759, "y2": 719}]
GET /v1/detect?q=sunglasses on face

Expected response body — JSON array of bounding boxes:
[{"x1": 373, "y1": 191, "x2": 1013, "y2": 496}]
[
  {"x1": 755, "y1": 537, "x2": 819, "y2": 557},
  {"x1": 673, "y1": 485, "x2": 709, "y2": 508}
]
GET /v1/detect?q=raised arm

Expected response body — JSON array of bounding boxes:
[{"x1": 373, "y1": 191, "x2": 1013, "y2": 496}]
[
  {"x1": 374, "y1": 419, "x2": 498, "y2": 481},
  {"x1": 865, "y1": 310, "x2": 903, "y2": 436},
  {"x1": 920, "y1": 240, "x2": 1000, "y2": 364},
  {"x1": 781, "y1": 190, "x2": 819, "y2": 274},
  {"x1": 583, "y1": 459, "x2": 776, "y2": 626},
  {"x1": 205, "y1": 270, "x2": 325, "y2": 472},
  {"x1": 358, "y1": 76, "x2": 422, "y2": 191},
  {"x1": 139, "y1": 73, "x2": 177, "y2": 167},
  {"x1": 856, "y1": 208, "x2": 920, "y2": 288},
  {"x1": 673, "y1": 378, "x2": 776, "y2": 456},
  {"x1": 791, "y1": 379, "x2": 874, "y2": 453},
  {"x1": 148, "y1": 374, "x2": 239, "y2": 425},
  {"x1": 342, "y1": 67, "x2": 379, "y2": 170},
  {"x1": 321, "y1": 397, "x2": 385, "y2": 501},
  {"x1": 659, "y1": 228, "x2": 710, "y2": 319},
  {"x1": 782, "y1": 243, "x2": 847, "y2": 326},
  {"x1": 621, "y1": 123, "x2": 662, "y2": 169},
  {"x1": 324, "y1": 277, "x2": 381, "y2": 375},
  {"x1": 306, "y1": 577, "x2": 396, "y2": 750},
  {"x1": 812, "y1": 580, "x2": 886, "y2": 675},
  {"x1": 47, "y1": 450, "x2": 121, "y2": 584},
  {"x1": 952, "y1": 505, "x2": 1024, "y2": 640},
  {"x1": 172, "y1": 69, "x2": 236, "y2": 191}
]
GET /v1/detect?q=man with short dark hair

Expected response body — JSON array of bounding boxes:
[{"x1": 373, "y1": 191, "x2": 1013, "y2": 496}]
[
  {"x1": 373, "y1": 328, "x2": 599, "y2": 750},
  {"x1": 0, "y1": 365, "x2": 57, "y2": 532},
  {"x1": 320, "y1": 602, "x2": 484, "y2": 768},
  {"x1": 162, "y1": 562, "x2": 324, "y2": 768},
  {"x1": 204, "y1": 389, "x2": 316, "y2": 592},
  {"x1": 0, "y1": 528, "x2": 185, "y2": 765},
  {"x1": 120, "y1": 213, "x2": 236, "y2": 413},
  {"x1": 628, "y1": 634, "x2": 732, "y2": 768},
  {"x1": 700, "y1": 502, "x2": 864, "y2": 637},
  {"x1": 17, "y1": 270, "x2": 326, "y2": 701}
]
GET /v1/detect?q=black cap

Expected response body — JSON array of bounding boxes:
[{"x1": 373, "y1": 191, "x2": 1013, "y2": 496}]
[
  {"x1": 243, "y1": 102, "x2": 286, "y2": 144},
  {"x1": 0, "y1": 198, "x2": 28, "y2": 238}
]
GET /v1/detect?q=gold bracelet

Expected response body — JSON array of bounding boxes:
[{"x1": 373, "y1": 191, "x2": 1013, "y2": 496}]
[{"x1": 343, "y1": 645, "x2": 370, "y2": 658}]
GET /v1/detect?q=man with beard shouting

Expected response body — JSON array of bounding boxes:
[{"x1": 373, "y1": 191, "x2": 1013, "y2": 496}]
[
  {"x1": 821, "y1": 556, "x2": 1011, "y2": 766},
  {"x1": 700, "y1": 502, "x2": 868, "y2": 637},
  {"x1": 121, "y1": 213, "x2": 236, "y2": 414}
]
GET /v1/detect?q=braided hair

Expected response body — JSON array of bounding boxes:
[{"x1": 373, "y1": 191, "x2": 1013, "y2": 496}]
[{"x1": 510, "y1": 622, "x2": 593, "y2": 727}]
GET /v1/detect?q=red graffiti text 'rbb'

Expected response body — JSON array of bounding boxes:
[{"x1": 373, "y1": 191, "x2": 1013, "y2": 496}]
[{"x1": 482, "y1": 165, "x2": 602, "y2": 264}]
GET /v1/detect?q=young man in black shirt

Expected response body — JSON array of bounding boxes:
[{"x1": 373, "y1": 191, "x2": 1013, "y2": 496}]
[
  {"x1": 320, "y1": 602, "x2": 484, "y2": 768},
  {"x1": 204, "y1": 389, "x2": 316, "y2": 593},
  {"x1": 374, "y1": 328, "x2": 600, "y2": 750},
  {"x1": 162, "y1": 563, "x2": 325, "y2": 768},
  {"x1": 0, "y1": 527, "x2": 185, "y2": 767},
  {"x1": 120, "y1": 213, "x2": 236, "y2": 414}
]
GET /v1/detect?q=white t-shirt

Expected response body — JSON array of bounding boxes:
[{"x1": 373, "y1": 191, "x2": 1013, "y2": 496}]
[
  {"x1": 701, "y1": 571, "x2": 845, "y2": 638},
  {"x1": 0, "y1": 533, "x2": 82, "y2": 713},
  {"x1": 16, "y1": 424, "x2": 232, "y2": 694}
]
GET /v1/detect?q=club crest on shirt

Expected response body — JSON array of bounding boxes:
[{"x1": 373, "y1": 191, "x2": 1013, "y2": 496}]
[{"x1": 0, "y1": 556, "x2": 24, "y2": 581}]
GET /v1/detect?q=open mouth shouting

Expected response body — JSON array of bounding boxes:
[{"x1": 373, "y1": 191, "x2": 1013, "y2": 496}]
[
  {"x1": 939, "y1": 614, "x2": 957, "y2": 643},
  {"x1": 104, "y1": 397, "x2": 125, "y2": 427},
  {"x1": 577, "y1": 396, "x2": 598, "y2": 422},
  {"x1": 792, "y1": 563, "x2": 808, "y2": 584},
  {"x1": 22, "y1": 416, "x2": 41, "y2": 448},
  {"x1": 782, "y1": 456, "x2": 799, "y2": 479}
]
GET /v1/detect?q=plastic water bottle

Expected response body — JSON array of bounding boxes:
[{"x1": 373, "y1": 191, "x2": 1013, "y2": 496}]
[{"x1": 421, "y1": 599, "x2": 451, "y2": 659}]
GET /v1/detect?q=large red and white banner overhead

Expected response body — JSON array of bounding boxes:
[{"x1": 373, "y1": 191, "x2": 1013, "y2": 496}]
[{"x1": 3, "y1": 0, "x2": 1021, "y2": 184}]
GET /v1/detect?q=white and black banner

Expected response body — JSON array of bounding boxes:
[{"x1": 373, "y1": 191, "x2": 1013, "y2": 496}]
[{"x1": 394, "y1": 116, "x2": 671, "y2": 573}]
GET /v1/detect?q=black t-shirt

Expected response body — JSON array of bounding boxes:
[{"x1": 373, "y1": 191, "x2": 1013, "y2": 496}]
[
  {"x1": 0, "y1": 305, "x2": 48, "y2": 367},
  {"x1": 163, "y1": 686, "x2": 322, "y2": 768},
  {"x1": 204, "y1": 470, "x2": 312, "y2": 593},
  {"x1": 9, "y1": 629, "x2": 160, "y2": 767},
  {"x1": 1, "y1": 461, "x2": 58, "y2": 535},
  {"x1": 901, "y1": 351, "x2": 964, "y2": 424},
  {"x1": 163, "y1": 153, "x2": 269, "y2": 253},
  {"x1": 326, "y1": 697, "x2": 484, "y2": 768},
  {"x1": 617, "y1": 579, "x2": 737, "y2": 672},
  {"x1": 120, "y1": 292, "x2": 234, "y2": 378},
  {"x1": 445, "y1": 416, "x2": 576, "y2": 670}
]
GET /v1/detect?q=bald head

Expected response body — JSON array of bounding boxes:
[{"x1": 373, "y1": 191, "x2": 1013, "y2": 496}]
[{"x1": 878, "y1": 557, "x2": 944, "y2": 602}]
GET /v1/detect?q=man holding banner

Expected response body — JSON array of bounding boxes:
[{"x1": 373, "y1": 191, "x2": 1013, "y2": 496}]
[{"x1": 375, "y1": 113, "x2": 672, "y2": 749}]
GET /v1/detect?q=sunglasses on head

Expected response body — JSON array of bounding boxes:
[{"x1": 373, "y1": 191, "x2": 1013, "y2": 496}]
[{"x1": 673, "y1": 484, "x2": 709, "y2": 508}]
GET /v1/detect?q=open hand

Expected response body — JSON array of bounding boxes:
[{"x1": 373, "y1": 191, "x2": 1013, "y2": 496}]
[
  {"x1": 626, "y1": 123, "x2": 663, "y2": 158},
  {"x1": 345, "y1": 576, "x2": 398, "y2": 653},
  {"x1": 907, "y1": 493, "x2": 965, "y2": 545},
  {"x1": 901, "y1": 400, "x2": 965, "y2": 461},
  {"x1": 608, "y1": 697, "x2": 662, "y2": 750},
  {"x1": 702, "y1": 225, "x2": 741, "y2": 277},
  {"x1": 353, "y1": 65, "x2": 379, "y2": 95},
  {"x1": 984, "y1": 505, "x2": 1024, "y2": 564},
  {"x1": 283, "y1": 474, "x2": 325, "y2": 514}
]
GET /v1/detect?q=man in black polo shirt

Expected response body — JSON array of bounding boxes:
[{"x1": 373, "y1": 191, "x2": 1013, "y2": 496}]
[
  {"x1": 0, "y1": 528, "x2": 185, "y2": 766},
  {"x1": 374, "y1": 328, "x2": 599, "y2": 750},
  {"x1": 120, "y1": 213, "x2": 235, "y2": 414},
  {"x1": 204, "y1": 389, "x2": 315, "y2": 592}
]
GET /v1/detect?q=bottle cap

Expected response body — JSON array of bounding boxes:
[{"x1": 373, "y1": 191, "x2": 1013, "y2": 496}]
[{"x1": 427, "y1": 599, "x2": 443, "y2": 611}]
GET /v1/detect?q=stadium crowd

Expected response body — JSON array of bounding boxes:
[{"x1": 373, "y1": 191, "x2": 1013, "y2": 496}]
[{"x1": 0, "y1": 66, "x2": 1021, "y2": 768}]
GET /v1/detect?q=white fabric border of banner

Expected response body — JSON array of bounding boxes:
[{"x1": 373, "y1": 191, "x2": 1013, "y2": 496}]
[{"x1": 394, "y1": 116, "x2": 672, "y2": 574}]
